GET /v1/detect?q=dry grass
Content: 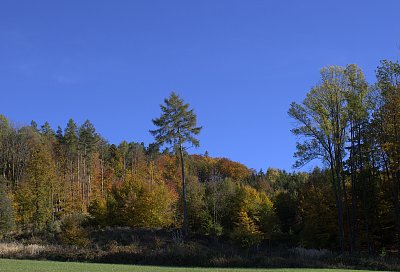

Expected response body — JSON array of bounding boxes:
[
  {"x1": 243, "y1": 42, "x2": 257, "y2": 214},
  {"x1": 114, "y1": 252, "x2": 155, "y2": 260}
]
[
  {"x1": 289, "y1": 247, "x2": 331, "y2": 259},
  {"x1": 0, "y1": 242, "x2": 46, "y2": 257}
]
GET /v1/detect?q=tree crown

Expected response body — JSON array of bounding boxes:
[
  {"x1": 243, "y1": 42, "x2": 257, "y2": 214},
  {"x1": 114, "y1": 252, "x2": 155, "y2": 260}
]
[{"x1": 150, "y1": 92, "x2": 202, "y2": 151}]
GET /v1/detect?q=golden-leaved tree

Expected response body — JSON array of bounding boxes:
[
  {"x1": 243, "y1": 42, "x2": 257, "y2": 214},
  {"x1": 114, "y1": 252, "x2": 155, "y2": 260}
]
[
  {"x1": 15, "y1": 139, "x2": 56, "y2": 231},
  {"x1": 231, "y1": 185, "x2": 275, "y2": 248}
]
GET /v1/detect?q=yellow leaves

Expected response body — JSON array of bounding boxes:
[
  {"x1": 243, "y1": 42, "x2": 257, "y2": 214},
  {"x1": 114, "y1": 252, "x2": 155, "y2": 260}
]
[
  {"x1": 232, "y1": 209, "x2": 263, "y2": 248},
  {"x1": 231, "y1": 184, "x2": 275, "y2": 248},
  {"x1": 235, "y1": 210, "x2": 261, "y2": 234},
  {"x1": 106, "y1": 172, "x2": 177, "y2": 228},
  {"x1": 14, "y1": 141, "x2": 56, "y2": 228},
  {"x1": 237, "y1": 185, "x2": 273, "y2": 214}
]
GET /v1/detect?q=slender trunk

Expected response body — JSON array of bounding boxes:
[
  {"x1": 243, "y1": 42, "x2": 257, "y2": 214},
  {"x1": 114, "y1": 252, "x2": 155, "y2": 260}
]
[
  {"x1": 358, "y1": 124, "x2": 370, "y2": 253},
  {"x1": 347, "y1": 121, "x2": 356, "y2": 253},
  {"x1": 83, "y1": 163, "x2": 85, "y2": 209},
  {"x1": 101, "y1": 159, "x2": 104, "y2": 198},
  {"x1": 12, "y1": 154, "x2": 15, "y2": 182},
  {"x1": 393, "y1": 190, "x2": 400, "y2": 257},
  {"x1": 330, "y1": 161, "x2": 344, "y2": 252},
  {"x1": 342, "y1": 170, "x2": 352, "y2": 252},
  {"x1": 150, "y1": 161, "x2": 154, "y2": 189},
  {"x1": 393, "y1": 170, "x2": 400, "y2": 257},
  {"x1": 179, "y1": 144, "x2": 187, "y2": 236},
  {"x1": 328, "y1": 138, "x2": 345, "y2": 253},
  {"x1": 88, "y1": 174, "x2": 91, "y2": 208},
  {"x1": 364, "y1": 173, "x2": 371, "y2": 253},
  {"x1": 70, "y1": 159, "x2": 74, "y2": 212},
  {"x1": 383, "y1": 153, "x2": 400, "y2": 255},
  {"x1": 350, "y1": 169, "x2": 357, "y2": 253},
  {"x1": 35, "y1": 178, "x2": 40, "y2": 231},
  {"x1": 336, "y1": 167, "x2": 345, "y2": 252},
  {"x1": 213, "y1": 181, "x2": 217, "y2": 224},
  {"x1": 333, "y1": 100, "x2": 345, "y2": 252},
  {"x1": 77, "y1": 152, "x2": 81, "y2": 212},
  {"x1": 51, "y1": 182, "x2": 55, "y2": 222},
  {"x1": 131, "y1": 155, "x2": 134, "y2": 174},
  {"x1": 337, "y1": 127, "x2": 350, "y2": 252},
  {"x1": 394, "y1": 112, "x2": 400, "y2": 256}
]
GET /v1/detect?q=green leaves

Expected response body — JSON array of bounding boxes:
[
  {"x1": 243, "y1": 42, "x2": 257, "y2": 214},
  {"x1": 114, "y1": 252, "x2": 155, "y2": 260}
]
[{"x1": 288, "y1": 65, "x2": 367, "y2": 168}]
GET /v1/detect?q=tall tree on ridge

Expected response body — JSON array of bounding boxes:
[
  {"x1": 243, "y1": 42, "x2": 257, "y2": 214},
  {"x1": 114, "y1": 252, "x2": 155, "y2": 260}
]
[
  {"x1": 374, "y1": 60, "x2": 400, "y2": 254},
  {"x1": 344, "y1": 64, "x2": 370, "y2": 252},
  {"x1": 288, "y1": 66, "x2": 349, "y2": 252},
  {"x1": 150, "y1": 92, "x2": 202, "y2": 235}
]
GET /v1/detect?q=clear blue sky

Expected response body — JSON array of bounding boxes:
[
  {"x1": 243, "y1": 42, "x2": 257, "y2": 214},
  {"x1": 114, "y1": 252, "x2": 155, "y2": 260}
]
[{"x1": 1, "y1": 1, "x2": 399, "y2": 172}]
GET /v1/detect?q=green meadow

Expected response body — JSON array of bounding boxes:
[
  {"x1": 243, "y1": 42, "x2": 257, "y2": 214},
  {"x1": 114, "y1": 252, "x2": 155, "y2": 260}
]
[{"x1": 0, "y1": 259, "x2": 384, "y2": 272}]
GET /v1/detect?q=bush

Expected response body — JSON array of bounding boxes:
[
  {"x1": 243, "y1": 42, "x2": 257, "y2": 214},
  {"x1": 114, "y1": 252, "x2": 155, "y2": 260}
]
[
  {"x1": 231, "y1": 210, "x2": 263, "y2": 249},
  {"x1": 58, "y1": 215, "x2": 90, "y2": 247}
]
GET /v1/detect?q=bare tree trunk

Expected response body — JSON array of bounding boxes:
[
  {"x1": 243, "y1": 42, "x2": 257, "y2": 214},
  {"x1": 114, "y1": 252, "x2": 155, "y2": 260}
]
[
  {"x1": 363, "y1": 173, "x2": 371, "y2": 254},
  {"x1": 341, "y1": 171, "x2": 352, "y2": 252},
  {"x1": 77, "y1": 152, "x2": 81, "y2": 211},
  {"x1": 335, "y1": 166, "x2": 345, "y2": 253},
  {"x1": 350, "y1": 122, "x2": 357, "y2": 253},
  {"x1": 88, "y1": 174, "x2": 91, "y2": 209},
  {"x1": 393, "y1": 172, "x2": 400, "y2": 257},
  {"x1": 131, "y1": 155, "x2": 134, "y2": 174},
  {"x1": 101, "y1": 159, "x2": 104, "y2": 198},
  {"x1": 358, "y1": 125, "x2": 370, "y2": 253},
  {"x1": 70, "y1": 160, "x2": 74, "y2": 212},
  {"x1": 51, "y1": 182, "x2": 54, "y2": 221},
  {"x1": 328, "y1": 140, "x2": 345, "y2": 253}
]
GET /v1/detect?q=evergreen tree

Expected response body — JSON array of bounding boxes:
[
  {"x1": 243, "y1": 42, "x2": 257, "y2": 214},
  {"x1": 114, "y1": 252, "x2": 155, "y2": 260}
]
[
  {"x1": 64, "y1": 119, "x2": 78, "y2": 157},
  {"x1": 78, "y1": 120, "x2": 97, "y2": 210},
  {"x1": 41, "y1": 121, "x2": 55, "y2": 138}
]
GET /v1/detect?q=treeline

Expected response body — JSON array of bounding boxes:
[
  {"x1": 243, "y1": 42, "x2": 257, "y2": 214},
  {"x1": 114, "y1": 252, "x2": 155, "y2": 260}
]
[
  {"x1": 0, "y1": 118, "x2": 275, "y2": 247},
  {"x1": 289, "y1": 59, "x2": 400, "y2": 254},
  {"x1": 0, "y1": 58, "x2": 399, "y2": 255}
]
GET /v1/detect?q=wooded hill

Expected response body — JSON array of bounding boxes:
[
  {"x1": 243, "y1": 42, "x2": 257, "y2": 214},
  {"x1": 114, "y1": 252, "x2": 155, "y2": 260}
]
[{"x1": 0, "y1": 59, "x2": 399, "y2": 256}]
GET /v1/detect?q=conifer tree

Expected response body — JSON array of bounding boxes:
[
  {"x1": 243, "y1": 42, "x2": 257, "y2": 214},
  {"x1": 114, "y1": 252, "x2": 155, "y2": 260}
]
[{"x1": 150, "y1": 92, "x2": 202, "y2": 235}]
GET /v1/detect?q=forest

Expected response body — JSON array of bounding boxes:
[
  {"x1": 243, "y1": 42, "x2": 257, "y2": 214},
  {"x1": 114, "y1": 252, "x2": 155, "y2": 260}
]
[{"x1": 0, "y1": 58, "x2": 399, "y2": 267}]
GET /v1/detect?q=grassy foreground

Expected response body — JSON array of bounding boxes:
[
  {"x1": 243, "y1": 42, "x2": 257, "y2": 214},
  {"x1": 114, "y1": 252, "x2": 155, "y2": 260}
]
[{"x1": 0, "y1": 259, "x2": 382, "y2": 272}]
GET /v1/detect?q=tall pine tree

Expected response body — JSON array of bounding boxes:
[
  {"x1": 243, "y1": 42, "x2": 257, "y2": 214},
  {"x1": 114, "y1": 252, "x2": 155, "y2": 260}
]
[{"x1": 150, "y1": 92, "x2": 202, "y2": 235}]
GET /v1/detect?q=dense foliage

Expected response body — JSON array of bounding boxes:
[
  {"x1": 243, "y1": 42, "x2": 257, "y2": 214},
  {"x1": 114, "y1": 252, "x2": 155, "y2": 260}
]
[{"x1": 0, "y1": 59, "x2": 399, "y2": 256}]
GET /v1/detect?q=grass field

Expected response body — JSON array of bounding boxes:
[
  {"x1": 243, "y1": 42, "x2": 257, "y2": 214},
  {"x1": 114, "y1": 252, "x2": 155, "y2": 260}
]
[{"x1": 0, "y1": 259, "x2": 381, "y2": 272}]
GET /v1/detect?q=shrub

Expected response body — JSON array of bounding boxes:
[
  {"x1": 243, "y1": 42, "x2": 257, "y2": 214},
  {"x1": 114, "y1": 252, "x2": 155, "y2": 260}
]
[
  {"x1": 58, "y1": 215, "x2": 90, "y2": 247},
  {"x1": 231, "y1": 210, "x2": 263, "y2": 249}
]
